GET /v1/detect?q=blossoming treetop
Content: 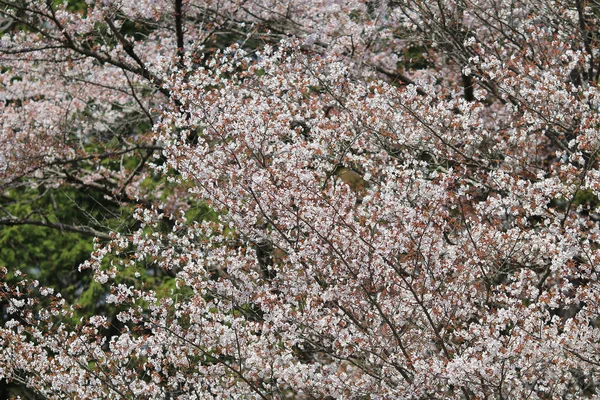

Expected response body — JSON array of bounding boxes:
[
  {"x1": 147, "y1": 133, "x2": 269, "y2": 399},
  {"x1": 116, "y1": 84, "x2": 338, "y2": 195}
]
[{"x1": 2, "y1": 0, "x2": 600, "y2": 398}]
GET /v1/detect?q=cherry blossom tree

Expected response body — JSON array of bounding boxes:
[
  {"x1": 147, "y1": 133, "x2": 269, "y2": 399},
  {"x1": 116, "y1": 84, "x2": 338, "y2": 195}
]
[{"x1": 2, "y1": 0, "x2": 600, "y2": 398}]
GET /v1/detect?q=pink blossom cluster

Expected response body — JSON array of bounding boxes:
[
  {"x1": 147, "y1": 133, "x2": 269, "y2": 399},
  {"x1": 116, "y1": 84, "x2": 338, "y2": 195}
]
[{"x1": 2, "y1": 0, "x2": 600, "y2": 398}]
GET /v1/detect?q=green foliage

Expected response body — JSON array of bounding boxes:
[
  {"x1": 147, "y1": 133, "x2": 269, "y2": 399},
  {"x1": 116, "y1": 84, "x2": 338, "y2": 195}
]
[
  {"x1": 549, "y1": 189, "x2": 600, "y2": 212},
  {"x1": 401, "y1": 45, "x2": 430, "y2": 70},
  {"x1": 120, "y1": 19, "x2": 155, "y2": 41},
  {"x1": 62, "y1": 0, "x2": 87, "y2": 13},
  {"x1": 0, "y1": 184, "x2": 138, "y2": 306},
  {"x1": 75, "y1": 280, "x2": 106, "y2": 316},
  {"x1": 185, "y1": 201, "x2": 220, "y2": 224},
  {"x1": 573, "y1": 188, "x2": 600, "y2": 208}
]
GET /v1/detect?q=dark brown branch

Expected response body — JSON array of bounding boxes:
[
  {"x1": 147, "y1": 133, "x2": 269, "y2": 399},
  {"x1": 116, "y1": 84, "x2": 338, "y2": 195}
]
[
  {"x1": 575, "y1": 0, "x2": 595, "y2": 81},
  {"x1": 117, "y1": 149, "x2": 155, "y2": 195},
  {"x1": 462, "y1": 73, "x2": 474, "y2": 102},
  {"x1": 122, "y1": 70, "x2": 154, "y2": 124},
  {"x1": 375, "y1": 66, "x2": 427, "y2": 96},
  {"x1": 0, "y1": 217, "x2": 112, "y2": 240},
  {"x1": 103, "y1": 17, "x2": 159, "y2": 87},
  {"x1": 37, "y1": 2, "x2": 171, "y2": 99},
  {"x1": 174, "y1": 0, "x2": 185, "y2": 68}
]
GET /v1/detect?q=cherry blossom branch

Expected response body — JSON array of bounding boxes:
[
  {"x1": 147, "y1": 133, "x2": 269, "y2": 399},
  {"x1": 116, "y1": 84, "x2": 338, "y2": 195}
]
[{"x1": 152, "y1": 323, "x2": 270, "y2": 400}]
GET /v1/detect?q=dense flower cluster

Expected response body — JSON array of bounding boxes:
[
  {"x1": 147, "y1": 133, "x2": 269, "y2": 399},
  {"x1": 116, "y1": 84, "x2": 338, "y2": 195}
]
[{"x1": 2, "y1": 0, "x2": 600, "y2": 398}]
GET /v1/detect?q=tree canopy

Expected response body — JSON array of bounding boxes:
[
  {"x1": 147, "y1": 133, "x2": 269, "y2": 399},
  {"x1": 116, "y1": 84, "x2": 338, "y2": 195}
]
[{"x1": 2, "y1": 0, "x2": 600, "y2": 398}]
